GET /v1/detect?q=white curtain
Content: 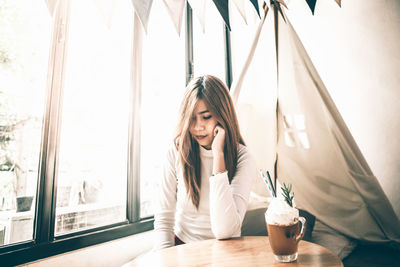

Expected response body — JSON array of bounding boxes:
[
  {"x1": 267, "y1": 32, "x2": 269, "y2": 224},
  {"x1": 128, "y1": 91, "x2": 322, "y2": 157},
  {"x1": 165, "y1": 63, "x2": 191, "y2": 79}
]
[
  {"x1": 232, "y1": 4, "x2": 400, "y2": 243},
  {"x1": 277, "y1": 7, "x2": 400, "y2": 242}
]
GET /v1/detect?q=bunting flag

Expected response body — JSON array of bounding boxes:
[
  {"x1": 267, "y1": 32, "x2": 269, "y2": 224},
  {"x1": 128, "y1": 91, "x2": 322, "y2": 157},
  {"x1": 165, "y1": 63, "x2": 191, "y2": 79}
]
[
  {"x1": 303, "y1": 0, "x2": 342, "y2": 14},
  {"x1": 305, "y1": 0, "x2": 317, "y2": 14},
  {"x1": 232, "y1": 0, "x2": 247, "y2": 24},
  {"x1": 45, "y1": 0, "x2": 342, "y2": 35},
  {"x1": 188, "y1": 0, "x2": 206, "y2": 33},
  {"x1": 213, "y1": 0, "x2": 231, "y2": 31},
  {"x1": 44, "y1": 0, "x2": 59, "y2": 17},
  {"x1": 94, "y1": 0, "x2": 117, "y2": 29},
  {"x1": 130, "y1": 0, "x2": 153, "y2": 33},
  {"x1": 248, "y1": 0, "x2": 260, "y2": 18},
  {"x1": 162, "y1": 0, "x2": 186, "y2": 36}
]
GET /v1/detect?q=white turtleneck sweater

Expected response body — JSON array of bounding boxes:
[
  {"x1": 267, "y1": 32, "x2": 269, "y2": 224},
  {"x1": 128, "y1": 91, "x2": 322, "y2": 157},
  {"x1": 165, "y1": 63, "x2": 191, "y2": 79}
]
[{"x1": 153, "y1": 143, "x2": 256, "y2": 250}]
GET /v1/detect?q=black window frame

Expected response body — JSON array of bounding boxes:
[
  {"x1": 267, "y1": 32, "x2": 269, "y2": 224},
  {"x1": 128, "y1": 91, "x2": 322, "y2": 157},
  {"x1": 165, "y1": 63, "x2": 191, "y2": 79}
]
[{"x1": 0, "y1": 2, "x2": 233, "y2": 266}]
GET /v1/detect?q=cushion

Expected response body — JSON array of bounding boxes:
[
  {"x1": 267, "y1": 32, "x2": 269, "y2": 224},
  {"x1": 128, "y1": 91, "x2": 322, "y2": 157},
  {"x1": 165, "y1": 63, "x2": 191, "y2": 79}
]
[{"x1": 311, "y1": 219, "x2": 357, "y2": 259}]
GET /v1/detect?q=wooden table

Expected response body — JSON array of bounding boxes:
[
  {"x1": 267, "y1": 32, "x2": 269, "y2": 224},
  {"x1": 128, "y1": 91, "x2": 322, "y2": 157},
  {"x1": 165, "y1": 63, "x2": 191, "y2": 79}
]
[{"x1": 124, "y1": 236, "x2": 343, "y2": 267}]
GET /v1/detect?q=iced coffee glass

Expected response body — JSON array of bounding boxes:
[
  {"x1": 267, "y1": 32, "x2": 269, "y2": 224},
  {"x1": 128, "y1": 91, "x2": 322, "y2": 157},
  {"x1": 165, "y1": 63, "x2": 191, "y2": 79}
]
[{"x1": 265, "y1": 198, "x2": 306, "y2": 262}]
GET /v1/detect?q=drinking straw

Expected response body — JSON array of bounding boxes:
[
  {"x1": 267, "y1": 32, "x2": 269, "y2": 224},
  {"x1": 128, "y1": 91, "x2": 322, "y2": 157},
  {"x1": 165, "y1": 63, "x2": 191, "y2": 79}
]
[
  {"x1": 266, "y1": 171, "x2": 276, "y2": 197},
  {"x1": 258, "y1": 170, "x2": 271, "y2": 196},
  {"x1": 258, "y1": 170, "x2": 275, "y2": 197}
]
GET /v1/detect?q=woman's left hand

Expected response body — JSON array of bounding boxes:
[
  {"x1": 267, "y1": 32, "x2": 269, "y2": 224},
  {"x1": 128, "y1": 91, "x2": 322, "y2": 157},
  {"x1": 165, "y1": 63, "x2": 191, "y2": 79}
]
[{"x1": 211, "y1": 125, "x2": 225, "y2": 154}]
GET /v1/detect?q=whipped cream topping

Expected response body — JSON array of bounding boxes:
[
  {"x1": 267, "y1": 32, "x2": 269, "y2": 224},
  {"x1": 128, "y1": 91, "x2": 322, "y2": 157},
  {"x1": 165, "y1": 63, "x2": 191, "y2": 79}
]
[{"x1": 265, "y1": 197, "x2": 299, "y2": 225}]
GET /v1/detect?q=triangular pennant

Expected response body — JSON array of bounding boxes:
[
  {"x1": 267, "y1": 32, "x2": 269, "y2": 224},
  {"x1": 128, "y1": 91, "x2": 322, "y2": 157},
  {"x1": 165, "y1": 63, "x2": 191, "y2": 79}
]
[
  {"x1": 304, "y1": 0, "x2": 317, "y2": 14},
  {"x1": 212, "y1": 0, "x2": 231, "y2": 31},
  {"x1": 275, "y1": 1, "x2": 286, "y2": 23},
  {"x1": 94, "y1": 0, "x2": 117, "y2": 29},
  {"x1": 248, "y1": 0, "x2": 260, "y2": 18},
  {"x1": 44, "y1": 0, "x2": 59, "y2": 17},
  {"x1": 232, "y1": 0, "x2": 247, "y2": 24},
  {"x1": 162, "y1": 0, "x2": 186, "y2": 36},
  {"x1": 188, "y1": 0, "x2": 206, "y2": 33},
  {"x1": 130, "y1": 0, "x2": 154, "y2": 33},
  {"x1": 265, "y1": 0, "x2": 288, "y2": 10},
  {"x1": 334, "y1": 0, "x2": 341, "y2": 7}
]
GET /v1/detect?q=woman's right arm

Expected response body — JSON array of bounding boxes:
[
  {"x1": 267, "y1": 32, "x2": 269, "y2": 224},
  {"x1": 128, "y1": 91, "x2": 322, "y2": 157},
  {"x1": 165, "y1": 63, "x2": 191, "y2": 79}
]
[{"x1": 153, "y1": 145, "x2": 178, "y2": 250}]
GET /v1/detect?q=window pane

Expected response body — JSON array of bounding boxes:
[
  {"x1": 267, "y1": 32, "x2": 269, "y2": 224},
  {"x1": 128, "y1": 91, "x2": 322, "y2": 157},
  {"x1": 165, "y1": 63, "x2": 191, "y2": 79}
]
[
  {"x1": 229, "y1": 3, "x2": 260, "y2": 81},
  {"x1": 140, "y1": 1, "x2": 186, "y2": 218},
  {"x1": 192, "y1": 1, "x2": 225, "y2": 80},
  {"x1": 0, "y1": 0, "x2": 51, "y2": 245},
  {"x1": 55, "y1": 0, "x2": 132, "y2": 235}
]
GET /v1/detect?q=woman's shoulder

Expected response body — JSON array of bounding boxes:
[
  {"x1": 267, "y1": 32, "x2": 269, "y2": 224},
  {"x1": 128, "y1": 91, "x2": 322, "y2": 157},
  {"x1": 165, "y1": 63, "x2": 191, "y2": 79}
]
[
  {"x1": 237, "y1": 143, "x2": 250, "y2": 156},
  {"x1": 166, "y1": 141, "x2": 179, "y2": 158},
  {"x1": 237, "y1": 144, "x2": 255, "y2": 164},
  {"x1": 164, "y1": 141, "x2": 182, "y2": 169}
]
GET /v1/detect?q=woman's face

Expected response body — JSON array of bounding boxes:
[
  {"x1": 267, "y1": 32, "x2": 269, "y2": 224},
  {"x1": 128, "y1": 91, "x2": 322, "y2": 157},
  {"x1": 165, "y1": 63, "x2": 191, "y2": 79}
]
[{"x1": 189, "y1": 99, "x2": 218, "y2": 149}]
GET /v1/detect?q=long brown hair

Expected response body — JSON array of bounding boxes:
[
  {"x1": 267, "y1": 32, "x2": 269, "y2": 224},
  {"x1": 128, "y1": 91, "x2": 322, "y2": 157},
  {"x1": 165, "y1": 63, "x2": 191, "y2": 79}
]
[{"x1": 174, "y1": 75, "x2": 245, "y2": 209}]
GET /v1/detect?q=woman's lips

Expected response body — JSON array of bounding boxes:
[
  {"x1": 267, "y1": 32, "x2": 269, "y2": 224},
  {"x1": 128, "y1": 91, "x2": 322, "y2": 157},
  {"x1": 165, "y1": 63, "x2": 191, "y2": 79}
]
[{"x1": 196, "y1": 135, "x2": 207, "y2": 140}]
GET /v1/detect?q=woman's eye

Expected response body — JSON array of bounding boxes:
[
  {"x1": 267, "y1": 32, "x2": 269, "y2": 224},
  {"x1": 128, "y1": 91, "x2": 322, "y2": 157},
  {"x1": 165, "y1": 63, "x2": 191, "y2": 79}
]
[{"x1": 203, "y1": 115, "x2": 212, "y2": 120}]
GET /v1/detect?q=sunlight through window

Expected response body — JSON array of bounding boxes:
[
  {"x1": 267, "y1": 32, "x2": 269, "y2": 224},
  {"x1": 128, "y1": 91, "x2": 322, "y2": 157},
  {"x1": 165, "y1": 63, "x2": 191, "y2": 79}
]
[
  {"x1": 55, "y1": 0, "x2": 132, "y2": 235},
  {"x1": 0, "y1": 0, "x2": 51, "y2": 245}
]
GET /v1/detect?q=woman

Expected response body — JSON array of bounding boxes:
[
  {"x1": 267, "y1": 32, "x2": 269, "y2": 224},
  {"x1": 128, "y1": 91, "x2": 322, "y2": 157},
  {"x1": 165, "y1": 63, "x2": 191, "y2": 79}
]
[{"x1": 154, "y1": 75, "x2": 256, "y2": 250}]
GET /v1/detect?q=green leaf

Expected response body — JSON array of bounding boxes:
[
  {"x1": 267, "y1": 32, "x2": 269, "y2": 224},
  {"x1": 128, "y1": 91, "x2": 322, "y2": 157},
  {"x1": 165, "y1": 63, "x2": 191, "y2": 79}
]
[{"x1": 281, "y1": 182, "x2": 294, "y2": 207}]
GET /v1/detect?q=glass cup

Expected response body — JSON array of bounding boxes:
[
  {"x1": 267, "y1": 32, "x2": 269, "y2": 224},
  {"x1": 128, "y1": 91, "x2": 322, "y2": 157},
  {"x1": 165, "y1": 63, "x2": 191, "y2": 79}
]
[{"x1": 266, "y1": 216, "x2": 306, "y2": 262}]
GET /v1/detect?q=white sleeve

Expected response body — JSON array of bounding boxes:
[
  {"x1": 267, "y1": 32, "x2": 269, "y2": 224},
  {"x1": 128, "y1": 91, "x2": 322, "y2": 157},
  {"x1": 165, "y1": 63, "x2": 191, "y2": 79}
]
[
  {"x1": 153, "y1": 146, "x2": 178, "y2": 250},
  {"x1": 209, "y1": 146, "x2": 256, "y2": 239}
]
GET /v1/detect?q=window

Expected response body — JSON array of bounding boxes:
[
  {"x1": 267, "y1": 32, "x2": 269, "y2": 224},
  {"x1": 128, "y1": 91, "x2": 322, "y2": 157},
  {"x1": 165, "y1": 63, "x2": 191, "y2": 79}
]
[
  {"x1": 0, "y1": 0, "x2": 154, "y2": 264},
  {"x1": 140, "y1": 0, "x2": 186, "y2": 218},
  {"x1": 0, "y1": 0, "x2": 51, "y2": 245},
  {"x1": 192, "y1": 1, "x2": 226, "y2": 80},
  {"x1": 55, "y1": 0, "x2": 131, "y2": 236},
  {"x1": 0, "y1": 0, "x2": 230, "y2": 265}
]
